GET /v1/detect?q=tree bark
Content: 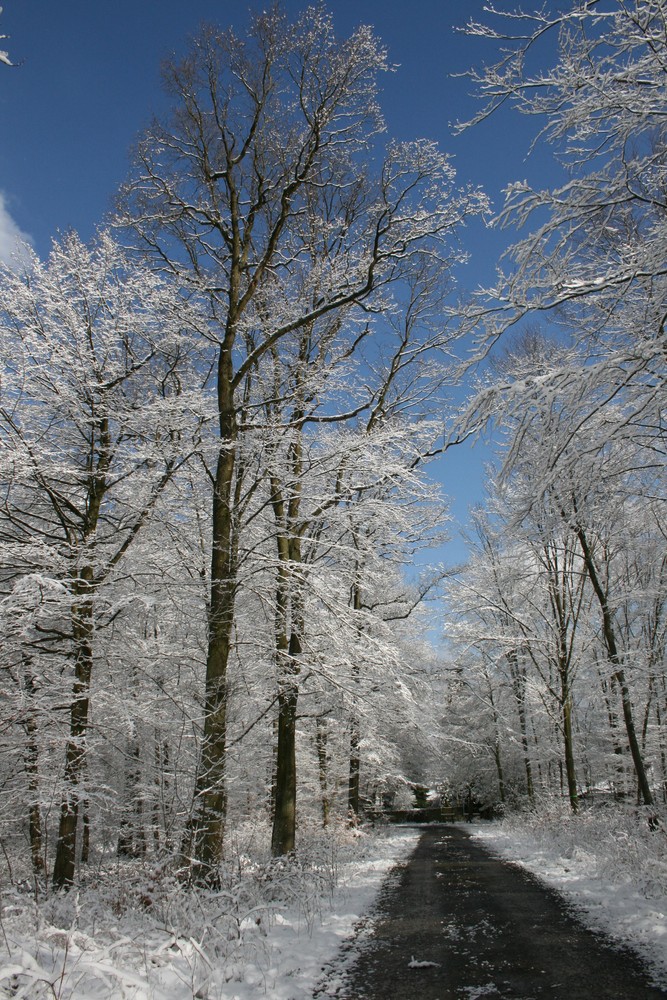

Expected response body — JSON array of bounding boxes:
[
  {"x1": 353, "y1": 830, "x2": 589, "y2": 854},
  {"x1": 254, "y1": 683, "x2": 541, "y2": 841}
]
[
  {"x1": 348, "y1": 576, "x2": 363, "y2": 823},
  {"x1": 575, "y1": 523, "x2": 654, "y2": 808},
  {"x1": 271, "y1": 646, "x2": 300, "y2": 856},
  {"x1": 190, "y1": 349, "x2": 239, "y2": 883},
  {"x1": 316, "y1": 717, "x2": 331, "y2": 827},
  {"x1": 270, "y1": 542, "x2": 303, "y2": 856},
  {"x1": 348, "y1": 711, "x2": 361, "y2": 822},
  {"x1": 118, "y1": 732, "x2": 145, "y2": 858},
  {"x1": 562, "y1": 689, "x2": 578, "y2": 812},
  {"x1": 23, "y1": 667, "x2": 45, "y2": 882},
  {"x1": 269, "y1": 407, "x2": 305, "y2": 856},
  {"x1": 52, "y1": 570, "x2": 95, "y2": 890},
  {"x1": 508, "y1": 651, "x2": 534, "y2": 802}
]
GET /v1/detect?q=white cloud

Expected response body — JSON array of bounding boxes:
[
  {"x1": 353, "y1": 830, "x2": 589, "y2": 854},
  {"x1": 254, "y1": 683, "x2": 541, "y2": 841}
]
[{"x1": 0, "y1": 192, "x2": 33, "y2": 266}]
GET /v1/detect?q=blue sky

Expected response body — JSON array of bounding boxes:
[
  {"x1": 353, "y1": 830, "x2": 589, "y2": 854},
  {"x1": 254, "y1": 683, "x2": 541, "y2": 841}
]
[{"x1": 0, "y1": 0, "x2": 559, "y2": 565}]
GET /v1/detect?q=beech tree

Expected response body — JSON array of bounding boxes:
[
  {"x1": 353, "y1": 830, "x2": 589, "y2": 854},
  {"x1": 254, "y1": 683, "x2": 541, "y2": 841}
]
[
  {"x1": 445, "y1": 507, "x2": 587, "y2": 809},
  {"x1": 446, "y1": 513, "x2": 542, "y2": 804},
  {"x1": 445, "y1": 362, "x2": 665, "y2": 812},
  {"x1": 119, "y1": 6, "x2": 485, "y2": 878},
  {"x1": 496, "y1": 335, "x2": 660, "y2": 807},
  {"x1": 256, "y1": 253, "x2": 456, "y2": 851},
  {"x1": 0, "y1": 232, "x2": 201, "y2": 887},
  {"x1": 459, "y1": 0, "x2": 666, "y2": 495},
  {"x1": 482, "y1": 481, "x2": 590, "y2": 811},
  {"x1": 449, "y1": 3, "x2": 667, "y2": 813},
  {"x1": 253, "y1": 396, "x2": 451, "y2": 851}
]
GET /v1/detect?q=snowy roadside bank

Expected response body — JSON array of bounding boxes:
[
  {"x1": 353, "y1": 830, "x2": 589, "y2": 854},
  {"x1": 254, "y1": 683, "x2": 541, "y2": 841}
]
[
  {"x1": 471, "y1": 811, "x2": 667, "y2": 989},
  {"x1": 0, "y1": 826, "x2": 419, "y2": 1000}
]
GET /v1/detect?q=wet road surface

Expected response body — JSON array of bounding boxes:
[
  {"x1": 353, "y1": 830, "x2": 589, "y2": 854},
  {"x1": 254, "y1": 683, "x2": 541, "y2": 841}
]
[{"x1": 315, "y1": 825, "x2": 666, "y2": 1000}]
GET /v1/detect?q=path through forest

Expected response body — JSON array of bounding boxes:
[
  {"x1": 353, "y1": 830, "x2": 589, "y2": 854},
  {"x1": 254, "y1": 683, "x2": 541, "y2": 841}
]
[{"x1": 315, "y1": 825, "x2": 666, "y2": 1000}]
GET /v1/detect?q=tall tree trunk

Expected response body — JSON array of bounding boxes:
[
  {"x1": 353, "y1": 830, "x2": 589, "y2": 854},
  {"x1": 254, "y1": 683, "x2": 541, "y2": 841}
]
[
  {"x1": 558, "y1": 632, "x2": 578, "y2": 811},
  {"x1": 80, "y1": 803, "x2": 91, "y2": 865},
  {"x1": 492, "y1": 735, "x2": 505, "y2": 804},
  {"x1": 118, "y1": 733, "x2": 145, "y2": 858},
  {"x1": 348, "y1": 709, "x2": 361, "y2": 822},
  {"x1": 190, "y1": 360, "x2": 239, "y2": 883},
  {"x1": 485, "y1": 675, "x2": 505, "y2": 804},
  {"x1": 269, "y1": 717, "x2": 279, "y2": 821},
  {"x1": 508, "y1": 651, "x2": 534, "y2": 802},
  {"x1": 52, "y1": 570, "x2": 95, "y2": 890},
  {"x1": 23, "y1": 666, "x2": 45, "y2": 882},
  {"x1": 562, "y1": 689, "x2": 578, "y2": 812},
  {"x1": 316, "y1": 716, "x2": 331, "y2": 827},
  {"x1": 269, "y1": 414, "x2": 304, "y2": 857},
  {"x1": 597, "y1": 665, "x2": 627, "y2": 797},
  {"x1": 575, "y1": 523, "x2": 654, "y2": 807},
  {"x1": 348, "y1": 577, "x2": 363, "y2": 823},
  {"x1": 152, "y1": 736, "x2": 167, "y2": 851},
  {"x1": 271, "y1": 643, "x2": 300, "y2": 856},
  {"x1": 271, "y1": 561, "x2": 303, "y2": 856},
  {"x1": 547, "y1": 544, "x2": 582, "y2": 812}
]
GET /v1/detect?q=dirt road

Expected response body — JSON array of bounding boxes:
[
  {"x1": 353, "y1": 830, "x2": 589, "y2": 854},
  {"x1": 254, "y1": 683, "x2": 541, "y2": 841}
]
[{"x1": 315, "y1": 825, "x2": 666, "y2": 1000}]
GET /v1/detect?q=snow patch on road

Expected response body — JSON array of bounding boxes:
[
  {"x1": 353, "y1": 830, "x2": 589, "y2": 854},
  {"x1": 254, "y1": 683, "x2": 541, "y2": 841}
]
[{"x1": 408, "y1": 955, "x2": 440, "y2": 968}]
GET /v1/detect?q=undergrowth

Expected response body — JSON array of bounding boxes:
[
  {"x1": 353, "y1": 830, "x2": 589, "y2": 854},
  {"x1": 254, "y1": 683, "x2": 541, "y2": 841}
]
[
  {"x1": 498, "y1": 797, "x2": 667, "y2": 898},
  {"x1": 0, "y1": 819, "x2": 370, "y2": 999}
]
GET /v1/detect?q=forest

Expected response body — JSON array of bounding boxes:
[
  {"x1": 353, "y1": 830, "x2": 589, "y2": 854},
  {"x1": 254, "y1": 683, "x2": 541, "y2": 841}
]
[{"x1": 0, "y1": 2, "x2": 665, "y2": 991}]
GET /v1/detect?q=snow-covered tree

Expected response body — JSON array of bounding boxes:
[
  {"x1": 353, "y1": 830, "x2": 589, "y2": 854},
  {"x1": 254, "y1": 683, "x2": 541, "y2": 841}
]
[
  {"x1": 459, "y1": 1, "x2": 666, "y2": 498},
  {"x1": 118, "y1": 5, "x2": 485, "y2": 879},
  {"x1": 447, "y1": 4, "x2": 667, "y2": 816},
  {"x1": 445, "y1": 380, "x2": 666, "y2": 813},
  {"x1": 0, "y1": 231, "x2": 203, "y2": 886}
]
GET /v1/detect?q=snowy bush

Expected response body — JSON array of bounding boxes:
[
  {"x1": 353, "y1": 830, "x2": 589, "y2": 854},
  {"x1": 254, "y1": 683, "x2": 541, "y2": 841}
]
[
  {"x1": 0, "y1": 819, "x2": 405, "y2": 999},
  {"x1": 494, "y1": 797, "x2": 667, "y2": 899}
]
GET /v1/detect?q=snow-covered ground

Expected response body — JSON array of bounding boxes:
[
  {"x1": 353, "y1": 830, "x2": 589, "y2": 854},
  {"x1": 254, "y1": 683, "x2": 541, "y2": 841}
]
[
  {"x1": 471, "y1": 807, "x2": 667, "y2": 989},
  {"x1": 2, "y1": 810, "x2": 665, "y2": 998},
  {"x1": 0, "y1": 826, "x2": 419, "y2": 1000}
]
